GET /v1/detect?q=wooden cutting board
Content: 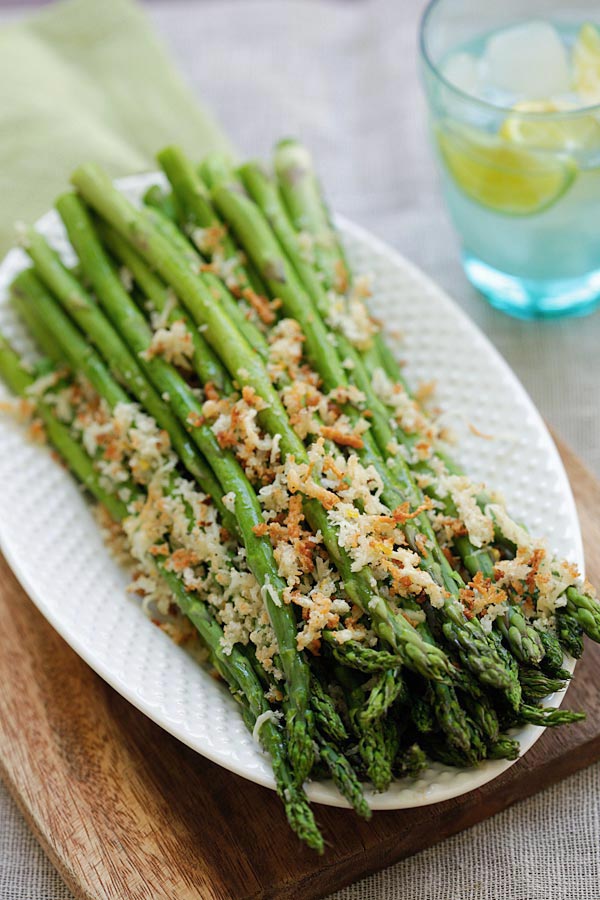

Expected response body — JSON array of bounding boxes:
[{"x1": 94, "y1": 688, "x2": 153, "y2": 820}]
[{"x1": 0, "y1": 435, "x2": 599, "y2": 900}]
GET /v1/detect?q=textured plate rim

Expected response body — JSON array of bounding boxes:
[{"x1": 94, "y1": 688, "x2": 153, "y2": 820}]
[{"x1": 0, "y1": 174, "x2": 581, "y2": 811}]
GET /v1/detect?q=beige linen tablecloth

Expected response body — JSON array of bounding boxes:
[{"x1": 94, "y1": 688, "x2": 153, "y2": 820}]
[{"x1": 0, "y1": 1, "x2": 598, "y2": 898}]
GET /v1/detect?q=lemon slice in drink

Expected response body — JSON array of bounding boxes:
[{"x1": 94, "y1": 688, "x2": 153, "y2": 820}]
[
  {"x1": 500, "y1": 100, "x2": 600, "y2": 151},
  {"x1": 436, "y1": 123, "x2": 576, "y2": 216},
  {"x1": 573, "y1": 23, "x2": 600, "y2": 105}
]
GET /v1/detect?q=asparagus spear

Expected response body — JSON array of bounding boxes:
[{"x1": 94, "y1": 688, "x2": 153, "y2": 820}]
[
  {"x1": 10, "y1": 289, "x2": 65, "y2": 366},
  {"x1": 517, "y1": 704, "x2": 585, "y2": 727},
  {"x1": 519, "y1": 668, "x2": 567, "y2": 703},
  {"x1": 317, "y1": 738, "x2": 372, "y2": 819},
  {"x1": 401, "y1": 597, "x2": 475, "y2": 752},
  {"x1": 359, "y1": 720, "x2": 394, "y2": 792},
  {"x1": 269, "y1": 141, "x2": 545, "y2": 669},
  {"x1": 0, "y1": 333, "x2": 127, "y2": 522},
  {"x1": 359, "y1": 668, "x2": 408, "y2": 728},
  {"x1": 199, "y1": 153, "x2": 239, "y2": 190},
  {"x1": 410, "y1": 694, "x2": 437, "y2": 735},
  {"x1": 321, "y1": 632, "x2": 406, "y2": 673},
  {"x1": 239, "y1": 703, "x2": 324, "y2": 853},
  {"x1": 565, "y1": 587, "x2": 600, "y2": 643},
  {"x1": 208, "y1": 168, "x2": 517, "y2": 697},
  {"x1": 488, "y1": 631, "x2": 522, "y2": 710},
  {"x1": 429, "y1": 681, "x2": 473, "y2": 755},
  {"x1": 487, "y1": 738, "x2": 520, "y2": 761},
  {"x1": 157, "y1": 145, "x2": 268, "y2": 301},
  {"x1": 538, "y1": 629, "x2": 571, "y2": 679},
  {"x1": 274, "y1": 137, "x2": 411, "y2": 399},
  {"x1": 274, "y1": 139, "x2": 347, "y2": 291},
  {"x1": 143, "y1": 184, "x2": 177, "y2": 221},
  {"x1": 495, "y1": 608, "x2": 546, "y2": 666},
  {"x1": 556, "y1": 610, "x2": 584, "y2": 659},
  {"x1": 20, "y1": 233, "x2": 230, "y2": 519},
  {"x1": 0, "y1": 334, "x2": 326, "y2": 849},
  {"x1": 394, "y1": 743, "x2": 428, "y2": 779},
  {"x1": 423, "y1": 736, "x2": 478, "y2": 769},
  {"x1": 12, "y1": 270, "x2": 130, "y2": 409},
  {"x1": 335, "y1": 666, "x2": 393, "y2": 792},
  {"x1": 143, "y1": 202, "x2": 272, "y2": 361},
  {"x1": 69, "y1": 162, "x2": 454, "y2": 682},
  {"x1": 98, "y1": 223, "x2": 233, "y2": 393},
  {"x1": 50, "y1": 194, "x2": 315, "y2": 786},
  {"x1": 450, "y1": 666, "x2": 501, "y2": 744},
  {"x1": 310, "y1": 674, "x2": 348, "y2": 744},
  {"x1": 461, "y1": 691, "x2": 501, "y2": 745}
]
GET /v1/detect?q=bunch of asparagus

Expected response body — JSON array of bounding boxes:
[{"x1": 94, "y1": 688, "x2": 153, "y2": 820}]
[{"x1": 0, "y1": 139, "x2": 597, "y2": 853}]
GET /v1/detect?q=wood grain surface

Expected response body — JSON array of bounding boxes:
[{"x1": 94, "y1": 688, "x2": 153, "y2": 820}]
[{"x1": 0, "y1": 436, "x2": 598, "y2": 900}]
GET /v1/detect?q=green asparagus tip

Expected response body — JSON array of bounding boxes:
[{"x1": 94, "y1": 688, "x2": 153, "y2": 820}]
[
  {"x1": 318, "y1": 739, "x2": 372, "y2": 820},
  {"x1": 487, "y1": 738, "x2": 520, "y2": 761},
  {"x1": 518, "y1": 703, "x2": 586, "y2": 727},
  {"x1": 284, "y1": 790, "x2": 325, "y2": 854}
]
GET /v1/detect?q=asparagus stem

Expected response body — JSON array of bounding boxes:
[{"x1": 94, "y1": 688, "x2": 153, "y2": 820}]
[
  {"x1": 410, "y1": 693, "x2": 437, "y2": 735},
  {"x1": 517, "y1": 704, "x2": 585, "y2": 727},
  {"x1": 310, "y1": 674, "x2": 348, "y2": 745},
  {"x1": 556, "y1": 609, "x2": 584, "y2": 659},
  {"x1": 143, "y1": 184, "x2": 177, "y2": 221},
  {"x1": 274, "y1": 138, "x2": 347, "y2": 290},
  {"x1": 199, "y1": 153, "x2": 238, "y2": 189},
  {"x1": 336, "y1": 666, "x2": 392, "y2": 791},
  {"x1": 359, "y1": 668, "x2": 407, "y2": 728},
  {"x1": 317, "y1": 738, "x2": 371, "y2": 819},
  {"x1": 394, "y1": 743, "x2": 427, "y2": 779},
  {"x1": 270, "y1": 140, "x2": 545, "y2": 672},
  {"x1": 519, "y1": 668, "x2": 567, "y2": 703},
  {"x1": 210, "y1": 167, "x2": 516, "y2": 698},
  {"x1": 538, "y1": 629, "x2": 569, "y2": 677},
  {"x1": 0, "y1": 330, "x2": 325, "y2": 851},
  {"x1": 69, "y1": 162, "x2": 455, "y2": 684},
  {"x1": 566, "y1": 587, "x2": 600, "y2": 643},
  {"x1": 4, "y1": 139, "x2": 594, "y2": 852},
  {"x1": 22, "y1": 230, "x2": 230, "y2": 514},
  {"x1": 322, "y1": 632, "x2": 405, "y2": 673},
  {"x1": 12, "y1": 270, "x2": 129, "y2": 408},
  {"x1": 239, "y1": 703, "x2": 324, "y2": 853},
  {"x1": 143, "y1": 202, "x2": 271, "y2": 360},
  {"x1": 55, "y1": 192, "x2": 315, "y2": 785},
  {"x1": 0, "y1": 334, "x2": 127, "y2": 521},
  {"x1": 158, "y1": 145, "x2": 268, "y2": 300},
  {"x1": 100, "y1": 221, "x2": 233, "y2": 392},
  {"x1": 487, "y1": 738, "x2": 520, "y2": 761},
  {"x1": 10, "y1": 289, "x2": 65, "y2": 366}
]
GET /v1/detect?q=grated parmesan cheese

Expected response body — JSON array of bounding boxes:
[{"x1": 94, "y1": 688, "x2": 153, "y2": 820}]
[
  {"x1": 442, "y1": 475, "x2": 493, "y2": 549},
  {"x1": 142, "y1": 319, "x2": 194, "y2": 369},
  {"x1": 222, "y1": 491, "x2": 236, "y2": 512},
  {"x1": 252, "y1": 709, "x2": 279, "y2": 743}
]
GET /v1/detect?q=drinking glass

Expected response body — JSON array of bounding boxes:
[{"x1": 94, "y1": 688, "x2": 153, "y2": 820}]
[{"x1": 419, "y1": 0, "x2": 600, "y2": 318}]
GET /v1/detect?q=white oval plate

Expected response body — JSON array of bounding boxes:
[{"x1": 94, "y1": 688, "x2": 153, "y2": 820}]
[{"x1": 0, "y1": 174, "x2": 581, "y2": 810}]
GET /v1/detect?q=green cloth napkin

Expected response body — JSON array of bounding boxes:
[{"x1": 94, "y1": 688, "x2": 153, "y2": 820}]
[{"x1": 0, "y1": 0, "x2": 231, "y2": 256}]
